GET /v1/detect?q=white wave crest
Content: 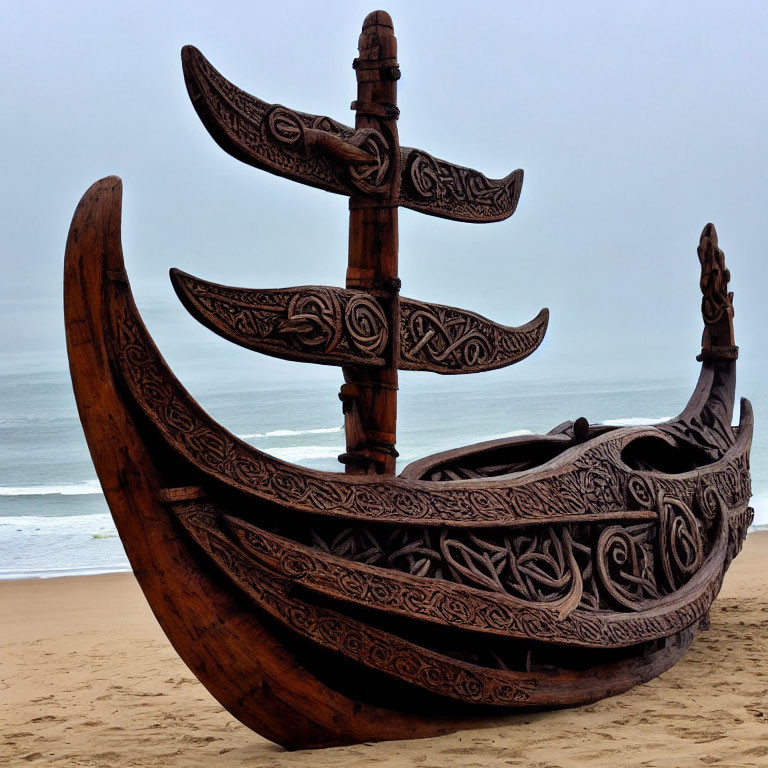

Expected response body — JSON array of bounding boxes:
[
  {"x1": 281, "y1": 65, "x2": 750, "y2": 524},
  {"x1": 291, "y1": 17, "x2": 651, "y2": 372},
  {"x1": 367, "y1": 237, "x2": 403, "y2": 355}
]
[
  {"x1": 488, "y1": 429, "x2": 534, "y2": 439},
  {"x1": 599, "y1": 416, "x2": 671, "y2": 427},
  {"x1": 0, "y1": 513, "x2": 115, "y2": 531},
  {"x1": 0, "y1": 479, "x2": 103, "y2": 497},
  {"x1": 238, "y1": 426, "x2": 342, "y2": 440},
  {"x1": 262, "y1": 445, "x2": 341, "y2": 463}
]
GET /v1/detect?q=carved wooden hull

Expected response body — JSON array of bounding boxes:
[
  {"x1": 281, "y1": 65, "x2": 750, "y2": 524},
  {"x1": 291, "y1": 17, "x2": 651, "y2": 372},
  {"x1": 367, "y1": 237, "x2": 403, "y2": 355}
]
[{"x1": 66, "y1": 178, "x2": 753, "y2": 749}]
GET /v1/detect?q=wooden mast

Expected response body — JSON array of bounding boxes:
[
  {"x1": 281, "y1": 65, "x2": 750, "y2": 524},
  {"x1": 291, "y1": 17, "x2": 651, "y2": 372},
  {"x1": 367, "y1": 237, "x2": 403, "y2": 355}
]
[{"x1": 340, "y1": 11, "x2": 401, "y2": 475}]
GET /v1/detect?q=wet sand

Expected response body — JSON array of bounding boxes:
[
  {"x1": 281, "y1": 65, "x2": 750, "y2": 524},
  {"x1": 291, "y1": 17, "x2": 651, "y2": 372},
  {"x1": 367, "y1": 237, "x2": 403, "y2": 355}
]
[{"x1": 2, "y1": 531, "x2": 766, "y2": 767}]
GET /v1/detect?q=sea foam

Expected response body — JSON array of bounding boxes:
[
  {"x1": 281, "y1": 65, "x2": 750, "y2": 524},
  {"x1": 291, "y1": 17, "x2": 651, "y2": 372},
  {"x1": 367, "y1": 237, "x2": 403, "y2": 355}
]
[
  {"x1": 599, "y1": 416, "x2": 672, "y2": 427},
  {"x1": 238, "y1": 426, "x2": 342, "y2": 439},
  {"x1": 0, "y1": 479, "x2": 103, "y2": 497}
]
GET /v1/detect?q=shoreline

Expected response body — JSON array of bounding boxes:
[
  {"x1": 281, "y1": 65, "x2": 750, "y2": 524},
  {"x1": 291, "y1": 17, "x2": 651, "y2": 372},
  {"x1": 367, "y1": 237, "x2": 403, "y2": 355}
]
[{"x1": 2, "y1": 533, "x2": 767, "y2": 766}]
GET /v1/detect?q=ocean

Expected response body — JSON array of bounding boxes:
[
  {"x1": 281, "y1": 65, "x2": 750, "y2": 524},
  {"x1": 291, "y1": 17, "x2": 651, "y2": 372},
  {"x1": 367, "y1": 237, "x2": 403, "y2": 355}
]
[{"x1": 1, "y1": 338, "x2": 765, "y2": 580}]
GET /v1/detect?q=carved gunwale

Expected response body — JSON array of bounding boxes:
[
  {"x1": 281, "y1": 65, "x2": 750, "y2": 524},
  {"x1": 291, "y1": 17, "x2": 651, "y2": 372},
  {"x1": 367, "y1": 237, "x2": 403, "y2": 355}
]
[
  {"x1": 110, "y1": 299, "x2": 753, "y2": 527},
  {"x1": 181, "y1": 45, "x2": 524, "y2": 223}
]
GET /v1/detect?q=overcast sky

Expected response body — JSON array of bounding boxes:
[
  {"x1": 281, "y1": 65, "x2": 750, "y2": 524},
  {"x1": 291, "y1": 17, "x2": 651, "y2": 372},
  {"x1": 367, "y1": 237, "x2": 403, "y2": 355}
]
[{"x1": 1, "y1": 0, "x2": 766, "y2": 388}]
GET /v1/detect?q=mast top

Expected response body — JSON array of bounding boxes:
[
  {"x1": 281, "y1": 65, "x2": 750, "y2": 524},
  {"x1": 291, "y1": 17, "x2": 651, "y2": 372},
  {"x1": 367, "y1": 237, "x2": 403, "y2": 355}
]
[{"x1": 362, "y1": 10, "x2": 393, "y2": 29}]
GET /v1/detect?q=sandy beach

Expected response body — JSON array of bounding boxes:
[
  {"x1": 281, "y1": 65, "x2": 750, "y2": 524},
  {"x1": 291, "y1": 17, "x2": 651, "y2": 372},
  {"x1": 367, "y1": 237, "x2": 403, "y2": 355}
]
[{"x1": 2, "y1": 532, "x2": 766, "y2": 767}]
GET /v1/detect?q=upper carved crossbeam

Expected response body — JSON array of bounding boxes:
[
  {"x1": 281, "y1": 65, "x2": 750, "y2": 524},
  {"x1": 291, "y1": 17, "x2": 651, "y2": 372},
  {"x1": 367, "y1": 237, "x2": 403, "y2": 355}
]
[{"x1": 181, "y1": 46, "x2": 523, "y2": 223}]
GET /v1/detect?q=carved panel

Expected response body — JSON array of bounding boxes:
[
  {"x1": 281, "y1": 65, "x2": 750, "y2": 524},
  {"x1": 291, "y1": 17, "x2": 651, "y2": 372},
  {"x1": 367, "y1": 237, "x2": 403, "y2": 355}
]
[
  {"x1": 168, "y1": 476, "x2": 737, "y2": 652},
  {"x1": 183, "y1": 45, "x2": 358, "y2": 196},
  {"x1": 400, "y1": 149, "x2": 523, "y2": 223},
  {"x1": 399, "y1": 302, "x2": 548, "y2": 374},
  {"x1": 171, "y1": 270, "x2": 388, "y2": 367},
  {"x1": 176, "y1": 503, "x2": 540, "y2": 707},
  {"x1": 173, "y1": 269, "x2": 548, "y2": 374}
]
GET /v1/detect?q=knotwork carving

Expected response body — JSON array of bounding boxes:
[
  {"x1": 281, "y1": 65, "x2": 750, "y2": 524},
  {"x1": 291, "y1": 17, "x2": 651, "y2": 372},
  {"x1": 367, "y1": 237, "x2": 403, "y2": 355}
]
[
  {"x1": 174, "y1": 269, "x2": 546, "y2": 375},
  {"x1": 166, "y1": 485, "x2": 738, "y2": 652},
  {"x1": 658, "y1": 494, "x2": 704, "y2": 591},
  {"x1": 439, "y1": 527, "x2": 581, "y2": 609},
  {"x1": 596, "y1": 523, "x2": 661, "y2": 609},
  {"x1": 182, "y1": 46, "x2": 524, "y2": 222},
  {"x1": 346, "y1": 129, "x2": 391, "y2": 194},
  {"x1": 175, "y1": 503, "x2": 541, "y2": 707},
  {"x1": 596, "y1": 491, "x2": 709, "y2": 612},
  {"x1": 659, "y1": 368, "x2": 737, "y2": 459},
  {"x1": 171, "y1": 270, "x2": 388, "y2": 367},
  {"x1": 402, "y1": 149, "x2": 523, "y2": 222},
  {"x1": 283, "y1": 290, "x2": 343, "y2": 350},
  {"x1": 173, "y1": 269, "x2": 546, "y2": 375},
  {"x1": 399, "y1": 301, "x2": 548, "y2": 374},
  {"x1": 265, "y1": 105, "x2": 392, "y2": 195}
]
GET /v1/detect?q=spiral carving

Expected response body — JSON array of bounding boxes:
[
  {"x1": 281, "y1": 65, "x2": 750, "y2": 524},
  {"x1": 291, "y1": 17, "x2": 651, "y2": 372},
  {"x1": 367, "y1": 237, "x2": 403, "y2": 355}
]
[
  {"x1": 284, "y1": 290, "x2": 343, "y2": 350},
  {"x1": 266, "y1": 107, "x2": 306, "y2": 150},
  {"x1": 344, "y1": 294, "x2": 388, "y2": 354},
  {"x1": 658, "y1": 494, "x2": 704, "y2": 592},
  {"x1": 407, "y1": 152, "x2": 440, "y2": 200},
  {"x1": 596, "y1": 524, "x2": 660, "y2": 610}
]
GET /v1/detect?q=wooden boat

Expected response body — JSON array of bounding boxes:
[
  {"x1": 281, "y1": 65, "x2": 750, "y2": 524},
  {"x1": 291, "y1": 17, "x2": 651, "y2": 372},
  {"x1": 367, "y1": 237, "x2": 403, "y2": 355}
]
[{"x1": 65, "y1": 11, "x2": 753, "y2": 750}]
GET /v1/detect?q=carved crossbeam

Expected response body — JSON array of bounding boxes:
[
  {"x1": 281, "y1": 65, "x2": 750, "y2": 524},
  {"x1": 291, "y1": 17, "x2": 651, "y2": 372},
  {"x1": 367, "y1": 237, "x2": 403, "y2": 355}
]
[
  {"x1": 171, "y1": 269, "x2": 548, "y2": 374},
  {"x1": 181, "y1": 45, "x2": 524, "y2": 224}
]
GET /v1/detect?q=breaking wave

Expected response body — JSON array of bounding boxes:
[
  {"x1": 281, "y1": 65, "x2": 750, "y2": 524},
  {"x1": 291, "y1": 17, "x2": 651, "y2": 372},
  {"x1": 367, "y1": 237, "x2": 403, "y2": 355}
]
[
  {"x1": 599, "y1": 416, "x2": 672, "y2": 427},
  {"x1": 238, "y1": 426, "x2": 342, "y2": 439},
  {"x1": 0, "y1": 480, "x2": 103, "y2": 497}
]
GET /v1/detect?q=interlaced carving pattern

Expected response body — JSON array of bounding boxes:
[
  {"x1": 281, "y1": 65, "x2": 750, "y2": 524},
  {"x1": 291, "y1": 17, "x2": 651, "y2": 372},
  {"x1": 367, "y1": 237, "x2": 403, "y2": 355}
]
[
  {"x1": 186, "y1": 47, "x2": 523, "y2": 222},
  {"x1": 399, "y1": 300, "x2": 546, "y2": 373},
  {"x1": 174, "y1": 273, "x2": 388, "y2": 366}
]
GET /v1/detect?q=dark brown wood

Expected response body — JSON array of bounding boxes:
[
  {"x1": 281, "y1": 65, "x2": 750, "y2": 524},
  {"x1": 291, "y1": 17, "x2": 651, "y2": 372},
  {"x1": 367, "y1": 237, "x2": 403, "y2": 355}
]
[
  {"x1": 65, "y1": 178, "x2": 753, "y2": 748},
  {"x1": 181, "y1": 46, "x2": 523, "y2": 223},
  {"x1": 65, "y1": 177, "x2": 470, "y2": 749},
  {"x1": 341, "y1": 12, "x2": 401, "y2": 475},
  {"x1": 112, "y1": 290, "x2": 753, "y2": 526},
  {"x1": 65, "y1": 10, "x2": 754, "y2": 753},
  {"x1": 170, "y1": 269, "x2": 548, "y2": 373}
]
